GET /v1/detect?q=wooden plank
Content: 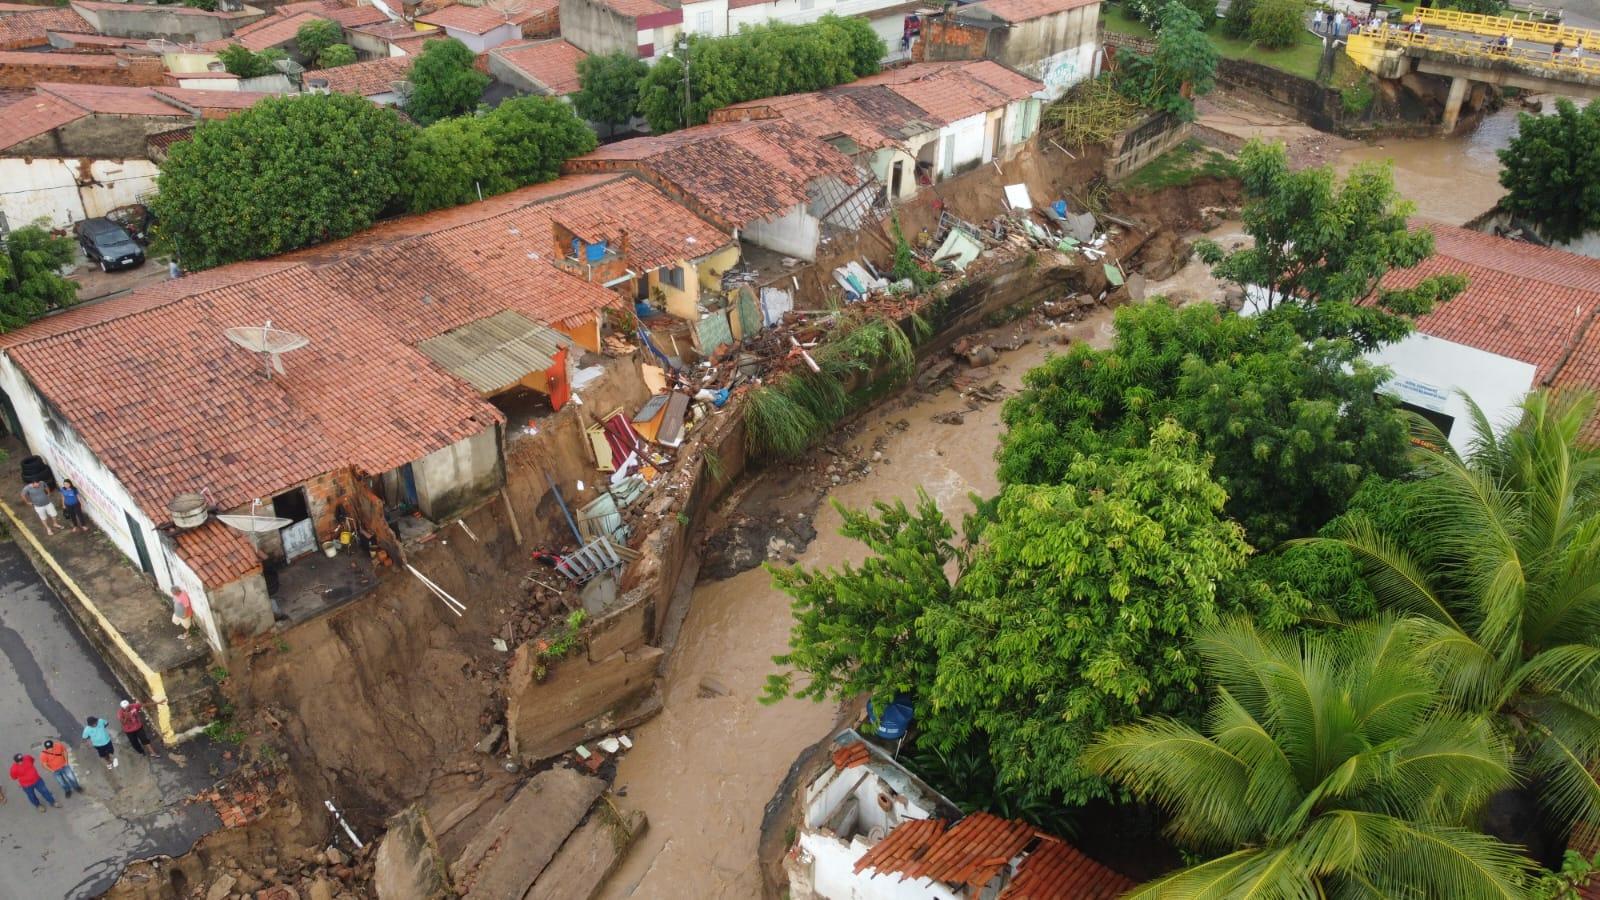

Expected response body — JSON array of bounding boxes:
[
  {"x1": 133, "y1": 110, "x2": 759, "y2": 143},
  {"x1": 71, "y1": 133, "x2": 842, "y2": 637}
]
[{"x1": 657, "y1": 392, "x2": 691, "y2": 447}]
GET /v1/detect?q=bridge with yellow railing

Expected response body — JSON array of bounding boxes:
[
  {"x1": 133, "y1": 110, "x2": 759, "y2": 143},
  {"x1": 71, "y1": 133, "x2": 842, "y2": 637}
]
[
  {"x1": 1346, "y1": 24, "x2": 1600, "y2": 131},
  {"x1": 1413, "y1": 7, "x2": 1600, "y2": 49}
]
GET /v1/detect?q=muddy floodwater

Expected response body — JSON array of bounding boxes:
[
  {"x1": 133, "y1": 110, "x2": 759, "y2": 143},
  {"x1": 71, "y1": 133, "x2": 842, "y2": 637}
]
[
  {"x1": 598, "y1": 311, "x2": 1118, "y2": 899},
  {"x1": 598, "y1": 94, "x2": 1536, "y2": 898}
]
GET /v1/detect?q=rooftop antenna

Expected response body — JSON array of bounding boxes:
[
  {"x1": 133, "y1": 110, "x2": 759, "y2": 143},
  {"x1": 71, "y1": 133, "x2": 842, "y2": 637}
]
[
  {"x1": 216, "y1": 499, "x2": 293, "y2": 534},
  {"x1": 225, "y1": 320, "x2": 310, "y2": 379}
]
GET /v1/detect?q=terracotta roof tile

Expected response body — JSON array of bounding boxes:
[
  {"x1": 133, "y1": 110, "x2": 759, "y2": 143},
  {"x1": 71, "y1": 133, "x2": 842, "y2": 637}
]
[
  {"x1": 303, "y1": 54, "x2": 411, "y2": 96},
  {"x1": 999, "y1": 839, "x2": 1135, "y2": 899},
  {"x1": 418, "y1": 2, "x2": 517, "y2": 33},
  {"x1": 856, "y1": 813, "x2": 1035, "y2": 889},
  {"x1": 175, "y1": 518, "x2": 262, "y2": 586},
  {"x1": 505, "y1": 0, "x2": 558, "y2": 25},
  {"x1": 73, "y1": 0, "x2": 249, "y2": 16},
  {"x1": 568, "y1": 119, "x2": 860, "y2": 230},
  {"x1": 36, "y1": 81, "x2": 186, "y2": 114},
  {"x1": 0, "y1": 48, "x2": 122, "y2": 67},
  {"x1": 0, "y1": 5, "x2": 90, "y2": 49},
  {"x1": 152, "y1": 87, "x2": 277, "y2": 115},
  {"x1": 389, "y1": 31, "x2": 435, "y2": 54},
  {"x1": 853, "y1": 60, "x2": 1041, "y2": 124},
  {"x1": 1, "y1": 175, "x2": 729, "y2": 523},
  {"x1": 1384, "y1": 222, "x2": 1600, "y2": 382},
  {"x1": 831, "y1": 742, "x2": 871, "y2": 769},
  {"x1": 0, "y1": 88, "x2": 85, "y2": 150},
  {"x1": 716, "y1": 82, "x2": 935, "y2": 150},
  {"x1": 597, "y1": 0, "x2": 669, "y2": 18},
  {"x1": 962, "y1": 0, "x2": 1097, "y2": 23},
  {"x1": 350, "y1": 18, "x2": 431, "y2": 38},
  {"x1": 490, "y1": 38, "x2": 584, "y2": 94},
  {"x1": 147, "y1": 124, "x2": 193, "y2": 153},
  {"x1": 221, "y1": 10, "x2": 326, "y2": 50}
]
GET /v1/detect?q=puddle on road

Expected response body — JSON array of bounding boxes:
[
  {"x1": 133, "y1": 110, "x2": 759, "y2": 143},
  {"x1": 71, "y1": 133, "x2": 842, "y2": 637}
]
[{"x1": 599, "y1": 311, "x2": 1117, "y2": 900}]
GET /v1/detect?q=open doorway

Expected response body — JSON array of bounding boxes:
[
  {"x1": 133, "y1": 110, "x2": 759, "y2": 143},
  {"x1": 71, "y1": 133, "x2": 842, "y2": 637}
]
[{"x1": 273, "y1": 487, "x2": 315, "y2": 561}]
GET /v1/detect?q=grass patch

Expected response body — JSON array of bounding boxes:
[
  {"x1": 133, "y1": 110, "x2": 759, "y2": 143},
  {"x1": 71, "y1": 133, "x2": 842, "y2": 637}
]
[
  {"x1": 1121, "y1": 138, "x2": 1238, "y2": 192},
  {"x1": 1103, "y1": 3, "x2": 1326, "y2": 81}
]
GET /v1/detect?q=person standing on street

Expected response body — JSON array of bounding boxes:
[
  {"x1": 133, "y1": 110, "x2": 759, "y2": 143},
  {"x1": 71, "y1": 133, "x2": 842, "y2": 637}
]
[
  {"x1": 59, "y1": 479, "x2": 89, "y2": 533},
  {"x1": 118, "y1": 700, "x2": 159, "y2": 759},
  {"x1": 10, "y1": 753, "x2": 59, "y2": 811},
  {"x1": 83, "y1": 716, "x2": 117, "y2": 769},
  {"x1": 39, "y1": 740, "x2": 81, "y2": 798},
  {"x1": 20, "y1": 480, "x2": 60, "y2": 536}
]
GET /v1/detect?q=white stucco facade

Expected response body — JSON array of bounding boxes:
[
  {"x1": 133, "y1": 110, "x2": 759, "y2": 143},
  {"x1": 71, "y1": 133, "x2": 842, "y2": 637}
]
[
  {"x1": 1366, "y1": 331, "x2": 1538, "y2": 453},
  {"x1": 0, "y1": 158, "x2": 161, "y2": 233}
]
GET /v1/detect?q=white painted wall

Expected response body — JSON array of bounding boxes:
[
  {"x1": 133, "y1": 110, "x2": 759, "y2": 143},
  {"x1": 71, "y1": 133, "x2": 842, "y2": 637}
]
[
  {"x1": 742, "y1": 202, "x2": 820, "y2": 260},
  {"x1": 939, "y1": 112, "x2": 986, "y2": 176},
  {"x1": 1366, "y1": 331, "x2": 1537, "y2": 453},
  {"x1": 0, "y1": 159, "x2": 160, "y2": 232},
  {"x1": 1036, "y1": 40, "x2": 1095, "y2": 98},
  {"x1": 682, "y1": 0, "x2": 728, "y2": 36},
  {"x1": 162, "y1": 549, "x2": 226, "y2": 653},
  {"x1": 799, "y1": 831, "x2": 965, "y2": 900},
  {"x1": 444, "y1": 21, "x2": 521, "y2": 52}
]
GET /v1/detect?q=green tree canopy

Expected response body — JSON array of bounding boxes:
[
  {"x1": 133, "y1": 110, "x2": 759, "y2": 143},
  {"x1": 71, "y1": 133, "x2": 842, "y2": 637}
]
[
  {"x1": 1498, "y1": 98, "x2": 1600, "y2": 244},
  {"x1": 405, "y1": 38, "x2": 489, "y2": 126},
  {"x1": 481, "y1": 96, "x2": 598, "y2": 186},
  {"x1": 0, "y1": 225, "x2": 78, "y2": 331},
  {"x1": 399, "y1": 116, "x2": 503, "y2": 213},
  {"x1": 572, "y1": 52, "x2": 649, "y2": 130},
  {"x1": 294, "y1": 18, "x2": 342, "y2": 63},
  {"x1": 997, "y1": 302, "x2": 1411, "y2": 549},
  {"x1": 1115, "y1": 2, "x2": 1218, "y2": 120},
  {"x1": 767, "y1": 422, "x2": 1255, "y2": 803},
  {"x1": 1246, "y1": 0, "x2": 1307, "y2": 48},
  {"x1": 1317, "y1": 390, "x2": 1600, "y2": 837},
  {"x1": 151, "y1": 93, "x2": 412, "y2": 269},
  {"x1": 217, "y1": 43, "x2": 286, "y2": 78},
  {"x1": 637, "y1": 16, "x2": 882, "y2": 133},
  {"x1": 1197, "y1": 140, "x2": 1465, "y2": 350},
  {"x1": 315, "y1": 43, "x2": 357, "y2": 69},
  {"x1": 928, "y1": 422, "x2": 1251, "y2": 800},
  {"x1": 1085, "y1": 617, "x2": 1533, "y2": 898}
]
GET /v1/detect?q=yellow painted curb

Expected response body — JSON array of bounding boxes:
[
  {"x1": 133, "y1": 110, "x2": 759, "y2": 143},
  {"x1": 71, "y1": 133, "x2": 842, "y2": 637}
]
[{"x1": 0, "y1": 497, "x2": 174, "y2": 743}]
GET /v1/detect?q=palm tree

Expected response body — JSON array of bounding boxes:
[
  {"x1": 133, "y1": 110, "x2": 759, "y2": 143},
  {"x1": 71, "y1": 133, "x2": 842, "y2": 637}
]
[
  {"x1": 1323, "y1": 390, "x2": 1600, "y2": 835},
  {"x1": 1083, "y1": 617, "x2": 1530, "y2": 898}
]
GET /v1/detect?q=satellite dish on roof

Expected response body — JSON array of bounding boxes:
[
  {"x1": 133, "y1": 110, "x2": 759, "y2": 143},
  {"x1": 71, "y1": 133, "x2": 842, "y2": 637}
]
[
  {"x1": 217, "y1": 500, "x2": 292, "y2": 534},
  {"x1": 225, "y1": 320, "x2": 310, "y2": 379}
]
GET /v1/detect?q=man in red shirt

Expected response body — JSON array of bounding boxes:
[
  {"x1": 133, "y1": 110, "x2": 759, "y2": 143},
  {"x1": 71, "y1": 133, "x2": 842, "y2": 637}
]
[
  {"x1": 118, "y1": 699, "x2": 160, "y2": 759},
  {"x1": 9, "y1": 753, "x2": 59, "y2": 811}
]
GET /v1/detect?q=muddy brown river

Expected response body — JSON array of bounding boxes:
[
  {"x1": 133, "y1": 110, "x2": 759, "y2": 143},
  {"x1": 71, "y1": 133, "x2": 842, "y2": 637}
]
[{"x1": 597, "y1": 100, "x2": 1526, "y2": 898}]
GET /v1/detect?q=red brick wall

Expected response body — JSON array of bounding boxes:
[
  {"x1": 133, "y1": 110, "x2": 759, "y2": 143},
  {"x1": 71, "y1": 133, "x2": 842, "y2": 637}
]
[
  {"x1": 520, "y1": 8, "x2": 558, "y2": 38},
  {"x1": 916, "y1": 17, "x2": 987, "y2": 63},
  {"x1": 0, "y1": 54, "x2": 164, "y2": 89}
]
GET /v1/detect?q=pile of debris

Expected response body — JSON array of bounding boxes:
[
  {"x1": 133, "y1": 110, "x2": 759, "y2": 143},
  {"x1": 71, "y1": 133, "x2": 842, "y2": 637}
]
[{"x1": 197, "y1": 845, "x2": 373, "y2": 900}]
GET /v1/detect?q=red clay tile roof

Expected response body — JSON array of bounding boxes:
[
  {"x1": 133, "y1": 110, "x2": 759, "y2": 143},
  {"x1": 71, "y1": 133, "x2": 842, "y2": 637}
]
[
  {"x1": 962, "y1": 0, "x2": 1098, "y2": 23},
  {"x1": 716, "y1": 82, "x2": 936, "y2": 150},
  {"x1": 856, "y1": 813, "x2": 1036, "y2": 890},
  {"x1": 303, "y1": 53, "x2": 411, "y2": 96},
  {"x1": 831, "y1": 742, "x2": 871, "y2": 769},
  {"x1": 1, "y1": 174, "x2": 728, "y2": 523},
  {"x1": 418, "y1": 2, "x2": 517, "y2": 33},
  {"x1": 0, "y1": 5, "x2": 90, "y2": 49},
  {"x1": 854, "y1": 60, "x2": 1041, "y2": 124},
  {"x1": 1384, "y1": 223, "x2": 1600, "y2": 382},
  {"x1": 270, "y1": 0, "x2": 389, "y2": 27},
  {"x1": 7, "y1": 265, "x2": 503, "y2": 526},
  {"x1": 0, "y1": 88, "x2": 85, "y2": 149},
  {"x1": 147, "y1": 124, "x2": 193, "y2": 153},
  {"x1": 389, "y1": 31, "x2": 436, "y2": 53},
  {"x1": 153, "y1": 87, "x2": 277, "y2": 115},
  {"x1": 37, "y1": 81, "x2": 187, "y2": 114},
  {"x1": 567, "y1": 119, "x2": 860, "y2": 230},
  {"x1": 221, "y1": 9, "x2": 325, "y2": 50},
  {"x1": 596, "y1": 0, "x2": 669, "y2": 18},
  {"x1": 490, "y1": 38, "x2": 584, "y2": 94},
  {"x1": 350, "y1": 18, "x2": 427, "y2": 38},
  {"x1": 0, "y1": 48, "x2": 123, "y2": 67},
  {"x1": 175, "y1": 519, "x2": 262, "y2": 586},
  {"x1": 0, "y1": 3, "x2": 55, "y2": 12},
  {"x1": 72, "y1": 0, "x2": 250, "y2": 17},
  {"x1": 505, "y1": 0, "x2": 558, "y2": 25},
  {"x1": 998, "y1": 839, "x2": 1135, "y2": 899}
]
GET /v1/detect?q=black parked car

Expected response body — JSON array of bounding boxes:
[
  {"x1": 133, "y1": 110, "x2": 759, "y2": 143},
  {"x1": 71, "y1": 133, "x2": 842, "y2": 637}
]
[{"x1": 73, "y1": 217, "x2": 145, "y2": 272}]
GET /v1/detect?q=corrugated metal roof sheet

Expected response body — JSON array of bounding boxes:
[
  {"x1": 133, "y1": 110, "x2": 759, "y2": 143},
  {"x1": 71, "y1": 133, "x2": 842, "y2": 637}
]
[{"x1": 417, "y1": 310, "x2": 569, "y2": 393}]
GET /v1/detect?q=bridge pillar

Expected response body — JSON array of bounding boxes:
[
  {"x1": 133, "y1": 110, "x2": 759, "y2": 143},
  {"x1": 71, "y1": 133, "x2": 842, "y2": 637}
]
[{"x1": 1441, "y1": 75, "x2": 1470, "y2": 133}]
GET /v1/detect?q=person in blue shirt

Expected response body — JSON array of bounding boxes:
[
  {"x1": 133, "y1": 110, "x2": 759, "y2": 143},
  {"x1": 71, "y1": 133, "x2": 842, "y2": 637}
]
[
  {"x1": 59, "y1": 480, "x2": 88, "y2": 533},
  {"x1": 82, "y1": 716, "x2": 117, "y2": 770}
]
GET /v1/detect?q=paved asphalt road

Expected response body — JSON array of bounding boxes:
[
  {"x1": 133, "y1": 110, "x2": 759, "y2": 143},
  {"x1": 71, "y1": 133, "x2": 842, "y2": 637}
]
[{"x1": 0, "y1": 541, "x2": 224, "y2": 899}]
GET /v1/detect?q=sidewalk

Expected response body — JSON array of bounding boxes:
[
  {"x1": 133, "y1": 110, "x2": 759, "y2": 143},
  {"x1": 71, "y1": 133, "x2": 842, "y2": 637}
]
[{"x1": 0, "y1": 449, "x2": 218, "y2": 739}]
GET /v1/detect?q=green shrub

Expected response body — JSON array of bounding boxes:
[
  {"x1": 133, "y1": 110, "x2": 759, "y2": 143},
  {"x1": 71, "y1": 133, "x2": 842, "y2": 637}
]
[{"x1": 1247, "y1": 0, "x2": 1309, "y2": 48}]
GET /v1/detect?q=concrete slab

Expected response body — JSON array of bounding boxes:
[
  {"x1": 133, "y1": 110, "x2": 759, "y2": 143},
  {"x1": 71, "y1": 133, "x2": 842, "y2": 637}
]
[
  {"x1": 453, "y1": 767, "x2": 605, "y2": 900},
  {"x1": 0, "y1": 541, "x2": 227, "y2": 900},
  {"x1": 526, "y1": 796, "x2": 644, "y2": 900}
]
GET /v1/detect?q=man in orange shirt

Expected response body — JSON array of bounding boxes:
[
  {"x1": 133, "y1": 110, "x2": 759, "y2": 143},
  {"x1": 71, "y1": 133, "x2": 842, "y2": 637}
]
[{"x1": 39, "y1": 740, "x2": 82, "y2": 798}]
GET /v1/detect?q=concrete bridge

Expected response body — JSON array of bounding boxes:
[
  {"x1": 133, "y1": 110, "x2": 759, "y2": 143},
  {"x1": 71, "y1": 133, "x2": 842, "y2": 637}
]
[{"x1": 1347, "y1": 23, "x2": 1600, "y2": 131}]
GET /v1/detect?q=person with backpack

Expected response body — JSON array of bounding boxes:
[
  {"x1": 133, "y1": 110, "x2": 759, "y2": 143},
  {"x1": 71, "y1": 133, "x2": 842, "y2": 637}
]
[
  {"x1": 9, "y1": 753, "x2": 59, "y2": 811},
  {"x1": 40, "y1": 740, "x2": 82, "y2": 798}
]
